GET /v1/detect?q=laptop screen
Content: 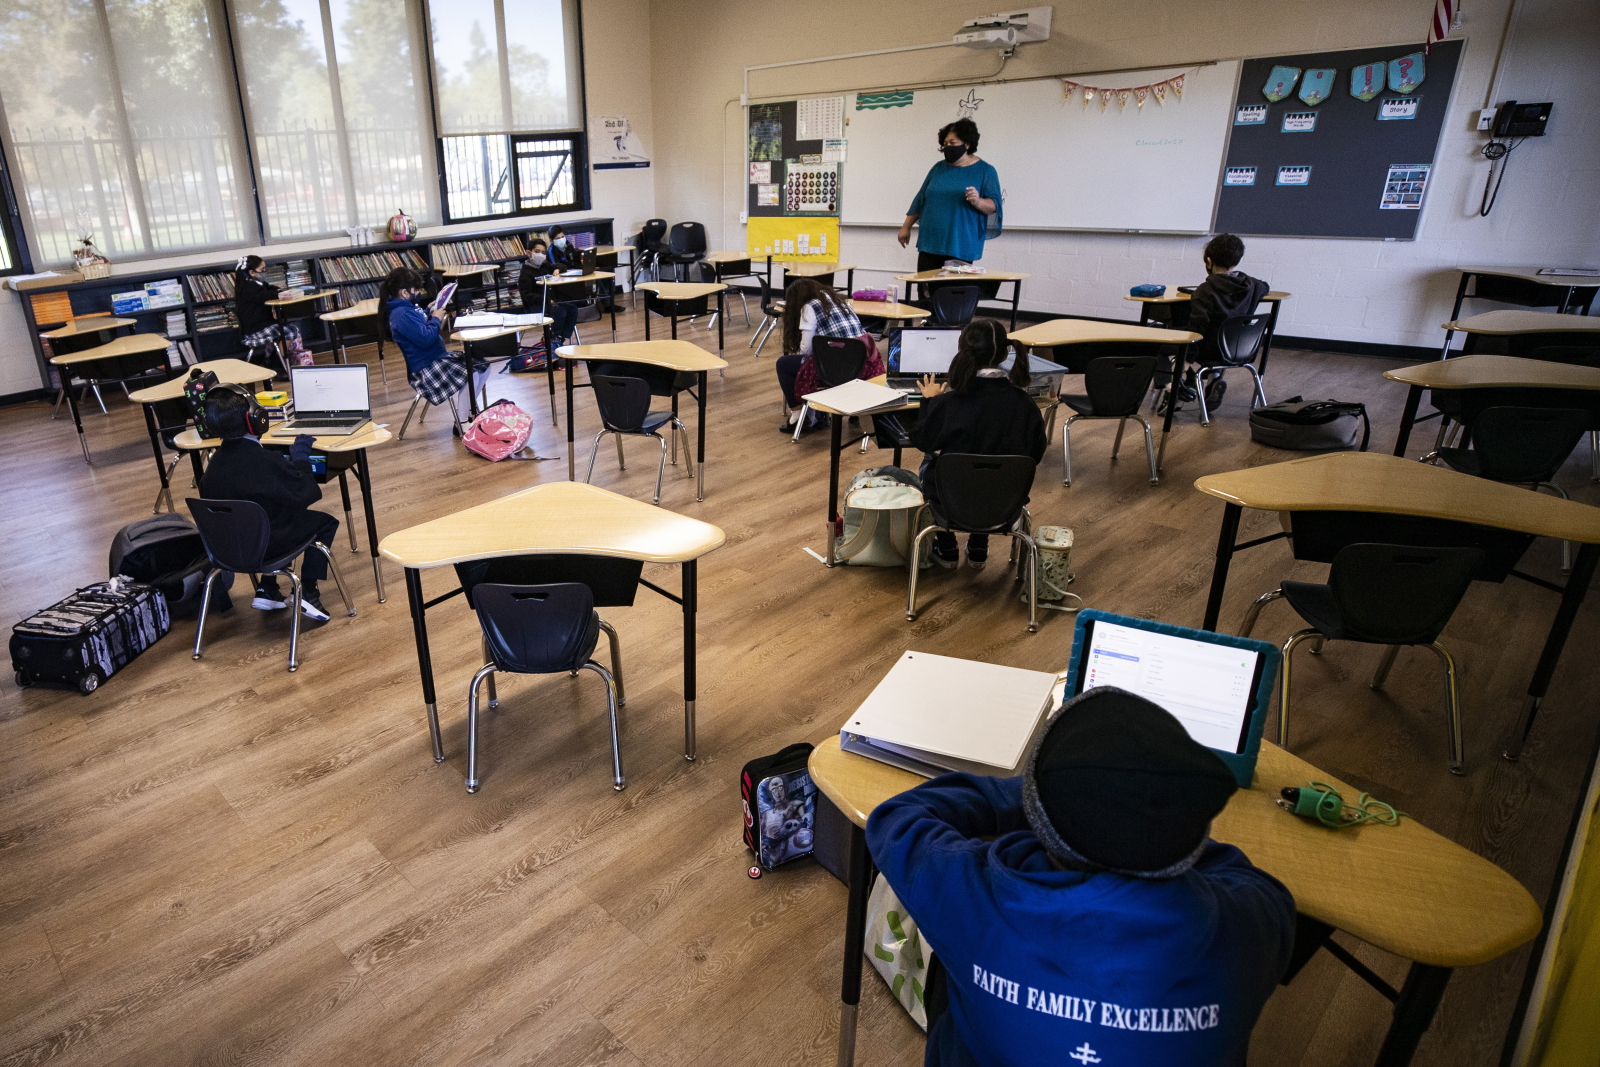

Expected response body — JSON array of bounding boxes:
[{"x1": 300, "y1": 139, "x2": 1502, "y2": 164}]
[
  {"x1": 891, "y1": 328, "x2": 962, "y2": 376},
  {"x1": 291, "y1": 365, "x2": 369, "y2": 415},
  {"x1": 1074, "y1": 617, "x2": 1264, "y2": 754}
]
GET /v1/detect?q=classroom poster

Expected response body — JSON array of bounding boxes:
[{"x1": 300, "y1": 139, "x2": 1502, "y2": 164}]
[
  {"x1": 590, "y1": 116, "x2": 650, "y2": 169},
  {"x1": 747, "y1": 217, "x2": 840, "y2": 260},
  {"x1": 1379, "y1": 164, "x2": 1430, "y2": 209}
]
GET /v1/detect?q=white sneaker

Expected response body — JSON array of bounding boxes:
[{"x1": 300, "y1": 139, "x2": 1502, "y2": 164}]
[{"x1": 298, "y1": 594, "x2": 331, "y2": 622}]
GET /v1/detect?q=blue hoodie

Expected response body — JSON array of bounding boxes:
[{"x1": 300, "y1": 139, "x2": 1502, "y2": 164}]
[
  {"x1": 385, "y1": 296, "x2": 449, "y2": 376},
  {"x1": 866, "y1": 774, "x2": 1295, "y2": 1067}
]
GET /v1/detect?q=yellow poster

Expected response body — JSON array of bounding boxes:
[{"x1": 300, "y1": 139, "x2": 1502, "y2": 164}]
[{"x1": 747, "y1": 217, "x2": 840, "y2": 261}]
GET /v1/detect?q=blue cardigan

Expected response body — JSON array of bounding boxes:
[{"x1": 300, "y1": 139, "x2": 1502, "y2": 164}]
[
  {"x1": 866, "y1": 773, "x2": 1295, "y2": 1067},
  {"x1": 386, "y1": 297, "x2": 450, "y2": 375}
]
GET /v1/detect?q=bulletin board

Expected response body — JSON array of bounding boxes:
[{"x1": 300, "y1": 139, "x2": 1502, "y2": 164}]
[
  {"x1": 1215, "y1": 40, "x2": 1463, "y2": 240},
  {"x1": 747, "y1": 98, "x2": 845, "y2": 220}
]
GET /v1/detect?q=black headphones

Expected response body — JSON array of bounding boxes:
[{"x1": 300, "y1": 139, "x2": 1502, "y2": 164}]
[{"x1": 207, "y1": 382, "x2": 270, "y2": 437}]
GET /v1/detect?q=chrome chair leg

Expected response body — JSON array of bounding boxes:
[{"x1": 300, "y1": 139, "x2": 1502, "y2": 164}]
[
  {"x1": 580, "y1": 661, "x2": 627, "y2": 791},
  {"x1": 482, "y1": 636, "x2": 498, "y2": 708},
  {"x1": 1535, "y1": 482, "x2": 1573, "y2": 572},
  {"x1": 311, "y1": 543, "x2": 356, "y2": 618},
  {"x1": 1238, "y1": 588, "x2": 1283, "y2": 638},
  {"x1": 1013, "y1": 530, "x2": 1040, "y2": 633},
  {"x1": 1310, "y1": 636, "x2": 1326, "y2": 655},
  {"x1": 1279, "y1": 629, "x2": 1323, "y2": 747},
  {"x1": 1590, "y1": 430, "x2": 1598, "y2": 482},
  {"x1": 1138, "y1": 416, "x2": 1158, "y2": 485},
  {"x1": 584, "y1": 429, "x2": 609, "y2": 484},
  {"x1": 597, "y1": 619, "x2": 625, "y2": 706},
  {"x1": 652, "y1": 433, "x2": 669, "y2": 504},
  {"x1": 1061, "y1": 415, "x2": 1077, "y2": 486},
  {"x1": 615, "y1": 432, "x2": 626, "y2": 470},
  {"x1": 465, "y1": 662, "x2": 497, "y2": 792},
  {"x1": 90, "y1": 383, "x2": 108, "y2": 415},
  {"x1": 1424, "y1": 641, "x2": 1466, "y2": 775},
  {"x1": 192, "y1": 569, "x2": 223, "y2": 660},
  {"x1": 792, "y1": 402, "x2": 812, "y2": 443},
  {"x1": 398, "y1": 394, "x2": 424, "y2": 440},
  {"x1": 285, "y1": 568, "x2": 304, "y2": 672},
  {"x1": 905, "y1": 524, "x2": 943, "y2": 621},
  {"x1": 673, "y1": 419, "x2": 696, "y2": 480},
  {"x1": 1246, "y1": 364, "x2": 1268, "y2": 408},
  {"x1": 1196, "y1": 369, "x2": 1214, "y2": 426},
  {"x1": 1369, "y1": 644, "x2": 1402, "y2": 690}
]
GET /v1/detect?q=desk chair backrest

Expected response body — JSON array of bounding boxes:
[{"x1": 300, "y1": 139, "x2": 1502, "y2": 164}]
[
  {"x1": 639, "y1": 219, "x2": 667, "y2": 252},
  {"x1": 152, "y1": 396, "x2": 192, "y2": 449},
  {"x1": 1215, "y1": 314, "x2": 1269, "y2": 367},
  {"x1": 186, "y1": 498, "x2": 272, "y2": 573},
  {"x1": 1083, "y1": 355, "x2": 1158, "y2": 417},
  {"x1": 455, "y1": 554, "x2": 644, "y2": 609},
  {"x1": 1529, "y1": 345, "x2": 1600, "y2": 369},
  {"x1": 1465, "y1": 406, "x2": 1589, "y2": 483},
  {"x1": 1325, "y1": 543, "x2": 1483, "y2": 645},
  {"x1": 930, "y1": 285, "x2": 981, "y2": 328},
  {"x1": 667, "y1": 222, "x2": 707, "y2": 257},
  {"x1": 933, "y1": 453, "x2": 1037, "y2": 533},
  {"x1": 590, "y1": 375, "x2": 655, "y2": 433},
  {"x1": 1509, "y1": 332, "x2": 1600, "y2": 359},
  {"x1": 473, "y1": 331, "x2": 521, "y2": 359},
  {"x1": 474, "y1": 582, "x2": 598, "y2": 675},
  {"x1": 813, "y1": 336, "x2": 868, "y2": 388},
  {"x1": 757, "y1": 274, "x2": 781, "y2": 315}
]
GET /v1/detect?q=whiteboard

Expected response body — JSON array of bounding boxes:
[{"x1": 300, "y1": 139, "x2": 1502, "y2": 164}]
[{"x1": 841, "y1": 62, "x2": 1241, "y2": 234}]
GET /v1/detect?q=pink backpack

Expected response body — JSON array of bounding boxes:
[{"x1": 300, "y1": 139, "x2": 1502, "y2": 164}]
[{"x1": 463, "y1": 399, "x2": 533, "y2": 461}]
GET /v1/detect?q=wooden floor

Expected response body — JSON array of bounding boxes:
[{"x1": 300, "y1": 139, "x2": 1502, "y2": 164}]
[{"x1": 2, "y1": 305, "x2": 1596, "y2": 1067}]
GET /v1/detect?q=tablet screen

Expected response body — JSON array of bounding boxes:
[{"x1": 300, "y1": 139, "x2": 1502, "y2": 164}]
[{"x1": 1075, "y1": 619, "x2": 1263, "y2": 754}]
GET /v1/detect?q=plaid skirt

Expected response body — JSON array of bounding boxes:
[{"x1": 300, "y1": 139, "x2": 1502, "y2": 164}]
[{"x1": 410, "y1": 356, "x2": 472, "y2": 406}]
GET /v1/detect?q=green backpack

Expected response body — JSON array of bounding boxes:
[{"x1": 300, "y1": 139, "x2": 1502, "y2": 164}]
[{"x1": 836, "y1": 466, "x2": 934, "y2": 568}]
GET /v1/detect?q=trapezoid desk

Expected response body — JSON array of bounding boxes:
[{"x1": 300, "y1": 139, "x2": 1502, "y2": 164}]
[{"x1": 1384, "y1": 354, "x2": 1600, "y2": 457}]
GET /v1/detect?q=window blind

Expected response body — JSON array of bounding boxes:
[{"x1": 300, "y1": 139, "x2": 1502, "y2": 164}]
[{"x1": 428, "y1": 0, "x2": 582, "y2": 136}]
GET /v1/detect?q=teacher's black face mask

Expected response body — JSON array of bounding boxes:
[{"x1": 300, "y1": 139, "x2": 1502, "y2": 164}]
[{"x1": 942, "y1": 143, "x2": 967, "y2": 163}]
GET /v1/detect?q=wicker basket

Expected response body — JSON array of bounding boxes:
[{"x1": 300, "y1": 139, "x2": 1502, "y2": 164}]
[{"x1": 78, "y1": 262, "x2": 110, "y2": 280}]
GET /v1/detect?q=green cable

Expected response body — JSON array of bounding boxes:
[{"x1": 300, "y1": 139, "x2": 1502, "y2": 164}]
[{"x1": 1278, "y1": 782, "x2": 1405, "y2": 829}]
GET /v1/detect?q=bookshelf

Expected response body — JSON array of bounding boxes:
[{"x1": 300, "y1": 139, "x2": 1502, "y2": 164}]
[{"x1": 5, "y1": 217, "x2": 614, "y2": 397}]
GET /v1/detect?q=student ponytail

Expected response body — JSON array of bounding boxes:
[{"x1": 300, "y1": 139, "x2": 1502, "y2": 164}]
[
  {"x1": 948, "y1": 318, "x2": 1023, "y2": 393},
  {"x1": 377, "y1": 266, "x2": 427, "y2": 343}
]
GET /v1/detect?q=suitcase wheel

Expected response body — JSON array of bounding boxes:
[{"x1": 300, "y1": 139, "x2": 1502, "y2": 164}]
[
  {"x1": 14, "y1": 671, "x2": 32, "y2": 688},
  {"x1": 77, "y1": 671, "x2": 101, "y2": 695}
]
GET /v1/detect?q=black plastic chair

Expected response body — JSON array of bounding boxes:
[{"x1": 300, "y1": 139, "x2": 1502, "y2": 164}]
[
  {"x1": 657, "y1": 222, "x2": 707, "y2": 280},
  {"x1": 186, "y1": 498, "x2": 354, "y2": 672},
  {"x1": 1434, "y1": 406, "x2": 1588, "y2": 571},
  {"x1": 148, "y1": 396, "x2": 195, "y2": 514},
  {"x1": 398, "y1": 370, "x2": 467, "y2": 440},
  {"x1": 1239, "y1": 543, "x2": 1483, "y2": 774},
  {"x1": 792, "y1": 337, "x2": 868, "y2": 443},
  {"x1": 703, "y1": 258, "x2": 758, "y2": 328},
  {"x1": 1529, "y1": 346, "x2": 1600, "y2": 481},
  {"x1": 906, "y1": 454, "x2": 1043, "y2": 632},
  {"x1": 930, "y1": 285, "x2": 981, "y2": 328},
  {"x1": 585, "y1": 375, "x2": 694, "y2": 504},
  {"x1": 1194, "y1": 315, "x2": 1269, "y2": 425},
  {"x1": 750, "y1": 274, "x2": 785, "y2": 356},
  {"x1": 464, "y1": 583, "x2": 625, "y2": 794},
  {"x1": 634, "y1": 218, "x2": 667, "y2": 283},
  {"x1": 1059, "y1": 355, "x2": 1160, "y2": 487}
]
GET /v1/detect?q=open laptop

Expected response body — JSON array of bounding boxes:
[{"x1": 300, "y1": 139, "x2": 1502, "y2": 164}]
[
  {"x1": 887, "y1": 327, "x2": 962, "y2": 388},
  {"x1": 1063, "y1": 609, "x2": 1281, "y2": 787},
  {"x1": 282, "y1": 364, "x2": 371, "y2": 435}
]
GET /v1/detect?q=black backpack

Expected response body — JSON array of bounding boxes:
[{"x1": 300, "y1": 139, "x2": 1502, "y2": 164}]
[
  {"x1": 741, "y1": 742, "x2": 818, "y2": 870},
  {"x1": 1249, "y1": 396, "x2": 1371, "y2": 452},
  {"x1": 109, "y1": 514, "x2": 217, "y2": 618}
]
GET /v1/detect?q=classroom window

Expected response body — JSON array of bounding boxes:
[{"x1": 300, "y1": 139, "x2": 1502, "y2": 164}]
[
  {"x1": 0, "y1": 0, "x2": 254, "y2": 266},
  {"x1": 427, "y1": 0, "x2": 587, "y2": 223},
  {"x1": 229, "y1": 0, "x2": 439, "y2": 240}
]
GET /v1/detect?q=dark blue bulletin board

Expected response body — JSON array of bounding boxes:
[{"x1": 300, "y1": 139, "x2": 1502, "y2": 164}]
[{"x1": 1216, "y1": 40, "x2": 1462, "y2": 239}]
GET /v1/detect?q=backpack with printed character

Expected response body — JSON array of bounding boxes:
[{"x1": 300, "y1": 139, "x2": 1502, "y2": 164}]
[
  {"x1": 741, "y1": 742, "x2": 817, "y2": 869},
  {"x1": 836, "y1": 466, "x2": 934, "y2": 568}
]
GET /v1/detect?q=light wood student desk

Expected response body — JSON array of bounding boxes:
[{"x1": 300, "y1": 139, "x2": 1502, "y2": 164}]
[
  {"x1": 265, "y1": 289, "x2": 337, "y2": 367},
  {"x1": 1444, "y1": 267, "x2": 1597, "y2": 356},
  {"x1": 759, "y1": 256, "x2": 857, "y2": 297},
  {"x1": 1125, "y1": 286, "x2": 1293, "y2": 375},
  {"x1": 806, "y1": 375, "x2": 920, "y2": 567},
  {"x1": 636, "y1": 281, "x2": 728, "y2": 350},
  {"x1": 127, "y1": 358, "x2": 277, "y2": 511},
  {"x1": 848, "y1": 299, "x2": 929, "y2": 325},
  {"x1": 557, "y1": 340, "x2": 729, "y2": 500},
  {"x1": 1384, "y1": 354, "x2": 1600, "y2": 457},
  {"x1": 1440, "y1": 309, "x2": 1600, "y2": 357},
  {"x1": 319, "y1": 298, "x2": 389, "y2": 378},
  {"x1": 51, "y1": 333, "x2": 175, "y2": 463},
  {"x1": 809, "y1": 732, "x2": 1541, "y2": 1067},
  {"x1": 1010, "y1": 318, "x2": 1202, "y2": 472},
  {"x1": 378, "y1": 481, "x2": 726, "y2": 765},
  {"x1": 897, "y1": 268, "x2": 1031, "y2": 330},
  {"x1": 172, "y1": 421, "x2": 392, "y2": 603},
  {"x1": 449, "y1": 318, "x2": 556, "y2": 423},
  {"x1": 1195, "y1": 452, "x2": 1600, "y2": 760},
  {"x1": 44, "y1": 315, "x2": 137, "y2": 417},
  {"x1": 537, "y1": 271, "x2": 618, "y2": 340}
]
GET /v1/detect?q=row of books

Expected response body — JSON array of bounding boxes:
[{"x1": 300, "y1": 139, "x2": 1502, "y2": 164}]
[
  {"x1": 432, "y1": 235, "x2": 527, "y2": 266},
  {"x1": 165, "y1": 311, "x2": 187, "y2": 338},
  {"x1": 187, "y1": 272, "x2": 236, "y2": 302},
  {"x1": 164, "y1": 339, "x2": 198, "y2": 369},
  {"x1": 319, "y1": 249, "x2": 427, "y2": 283},
  {"x1": 195, "y1": 305, "x2": 237, "y2": 333},
  {"x1": 262, "y1": 260, "x2": 311, "y2": 290},
  {"x1": 340, "y1": 282, "x2": 381, "y2": 304}
]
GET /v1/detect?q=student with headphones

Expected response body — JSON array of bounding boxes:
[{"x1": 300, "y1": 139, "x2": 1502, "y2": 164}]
[
  {"x1": 909, "y1": 318, "x2": 1047, "y2": 569},
  {"x1": 198, "y1": 386, "x2": 340, "y2": 623}
]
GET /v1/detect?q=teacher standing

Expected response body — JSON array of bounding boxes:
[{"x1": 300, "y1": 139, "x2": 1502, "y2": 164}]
[{"x1": 897, "y1": 118, "x2": 1002, "y2": 270}]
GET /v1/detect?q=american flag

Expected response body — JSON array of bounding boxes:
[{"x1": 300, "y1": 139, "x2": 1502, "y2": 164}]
[{"x1": 1427, "y1": 0, "x2": 1457, "y2": 52}]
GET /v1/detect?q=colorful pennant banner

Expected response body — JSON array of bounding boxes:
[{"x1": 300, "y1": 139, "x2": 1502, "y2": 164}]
[{"x1": 1059, "y1": 67, "x2": 1200, "y2": 109}]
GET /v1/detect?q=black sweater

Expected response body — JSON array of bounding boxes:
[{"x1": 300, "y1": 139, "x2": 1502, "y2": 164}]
[
  {"x1": 199, "y1": 438, "x2": 323, "y2": 557},
  {"x1": 910, "y1": 377, "x2": 1048, "y2": 502},
  {"x1": 1187, "y1": 271, "x2": 1270, "y2": 361},
  {"x1": 235, "y1": 275, "x2": 281, "y2": 337}
]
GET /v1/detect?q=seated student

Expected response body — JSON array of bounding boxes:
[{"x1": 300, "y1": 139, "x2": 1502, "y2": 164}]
[
  {"x1": 867, "y1": 686, "x2": 1296, "y2": 1067},
  {"x1": 1187, "y1": 233, "x2": 1270, "y2": 362},
  {"x1": 909, "y1": 318, "x2": 1046, "y2": 569},
  {"x1": 545, "y1": 225, "x2": 584, "y2": 271},
  {"x1": 198, "y1": 388, "x2": 338, "y2": 622},
  {"x1": 518, "y1": 238, "x2": 578, "y2": 344},
  {"x1": 234, "y1": 255, "x2": 281, "y2": 365},
  {"x1": 775, "y1": 278, "x2": 884, "y2": 432},
  {"x1": 380, "y1": 267, "x2": 478, "y2": 409}
]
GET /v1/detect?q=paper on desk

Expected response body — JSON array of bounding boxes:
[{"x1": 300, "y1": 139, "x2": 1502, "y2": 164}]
[{"x1": 800, "y1": 379, "x2": 910, "y2": 415}]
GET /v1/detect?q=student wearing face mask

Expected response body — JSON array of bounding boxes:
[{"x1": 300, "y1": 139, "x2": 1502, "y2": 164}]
[{"x1": 897, "y1": 118, "x2": 1003, "y2": 272}]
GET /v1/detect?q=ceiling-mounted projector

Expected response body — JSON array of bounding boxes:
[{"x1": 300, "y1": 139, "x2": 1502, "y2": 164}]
[{"x1": 954, "y1": 7, "x2": 1053, "y2": 49}]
